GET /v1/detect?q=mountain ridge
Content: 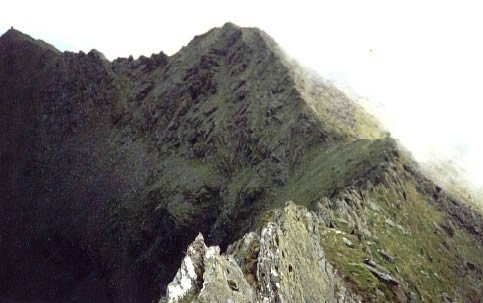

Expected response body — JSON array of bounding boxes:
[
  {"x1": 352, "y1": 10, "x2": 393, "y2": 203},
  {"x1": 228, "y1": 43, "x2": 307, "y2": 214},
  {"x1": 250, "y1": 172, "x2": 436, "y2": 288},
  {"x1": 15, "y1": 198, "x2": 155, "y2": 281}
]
[{"x1": 0, "y1": 24, "x2": 481, "y2": 303}]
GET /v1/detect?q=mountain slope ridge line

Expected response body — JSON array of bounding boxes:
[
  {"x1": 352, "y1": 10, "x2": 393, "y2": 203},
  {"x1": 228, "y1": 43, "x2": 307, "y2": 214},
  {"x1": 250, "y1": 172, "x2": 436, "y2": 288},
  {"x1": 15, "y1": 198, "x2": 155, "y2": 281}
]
[{"x1": 0, "y1": 22, "x2": 481, "y2": 303}]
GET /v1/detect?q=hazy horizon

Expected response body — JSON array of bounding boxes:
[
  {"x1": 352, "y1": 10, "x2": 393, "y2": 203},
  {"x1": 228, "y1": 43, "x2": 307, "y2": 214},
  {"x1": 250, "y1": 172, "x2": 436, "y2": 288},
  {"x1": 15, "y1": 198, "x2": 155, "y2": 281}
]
[{"x1": 2, "y1": 0, "x2": 482, "y2": 190}]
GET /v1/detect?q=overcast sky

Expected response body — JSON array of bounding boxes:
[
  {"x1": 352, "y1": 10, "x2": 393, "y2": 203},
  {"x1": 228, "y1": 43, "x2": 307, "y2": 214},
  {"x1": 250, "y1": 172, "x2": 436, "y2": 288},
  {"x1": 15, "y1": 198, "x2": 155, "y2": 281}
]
[{"x1": 1, "y1": 0, "x2": 482, "y2": 187}]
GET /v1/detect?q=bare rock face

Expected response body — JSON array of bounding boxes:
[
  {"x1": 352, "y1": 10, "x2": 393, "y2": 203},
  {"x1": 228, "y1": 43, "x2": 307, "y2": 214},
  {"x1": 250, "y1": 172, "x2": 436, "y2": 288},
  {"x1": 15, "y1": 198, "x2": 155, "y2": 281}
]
[
  {"x1": 163, "y1": 233, "x2": 256, "y2": 303},
  {"x1": 163, "y1": 202, "x2": 362, "y2": 303}
]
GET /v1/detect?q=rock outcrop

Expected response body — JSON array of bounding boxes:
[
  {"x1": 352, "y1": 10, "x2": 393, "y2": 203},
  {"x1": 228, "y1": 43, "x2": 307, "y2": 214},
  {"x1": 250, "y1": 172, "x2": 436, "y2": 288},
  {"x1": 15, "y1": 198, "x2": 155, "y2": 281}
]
[
  {"x1": 163, "y1": 202, "x2": 361, "y2": 303},
  {"x1": 162, "y1": 233, "x2": 256, "y2": 303}
]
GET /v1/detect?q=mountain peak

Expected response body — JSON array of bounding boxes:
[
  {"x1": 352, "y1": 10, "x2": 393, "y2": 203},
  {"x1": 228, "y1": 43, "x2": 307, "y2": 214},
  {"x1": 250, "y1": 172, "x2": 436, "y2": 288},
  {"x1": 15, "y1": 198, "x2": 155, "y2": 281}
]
[
  {"x1": 1, "y1": 27, "x2": 29, "y2": 41},
  {"x1": 0, "y1": 27, "x2": 60, "y2": 53},
  {"x1": 220, "y1": 21, "x2": 241, "y2": 30}
]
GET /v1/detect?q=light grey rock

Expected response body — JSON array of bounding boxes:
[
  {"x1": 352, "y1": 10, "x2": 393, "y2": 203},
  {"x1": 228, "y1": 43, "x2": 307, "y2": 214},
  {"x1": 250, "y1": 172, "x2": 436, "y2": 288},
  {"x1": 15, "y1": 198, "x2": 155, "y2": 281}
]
[
  {"x1": 162, "y1": 202, "x2": 362, "y2": 303},
  {"x1": 343, "y1": 237, "x2": 354, "y2": 248},
  {"x1": 163, "y1": 233, "x2": 256, "y2": 303},
  {"x1": 363, "y1": 259, "x2": 399, "y2": 286},
  {"x1": 441, "y1": 292, "x2": 454, "y2": 303},
  {"x1": 378, "y1": 249, "x2": 396, "y2": 263}
]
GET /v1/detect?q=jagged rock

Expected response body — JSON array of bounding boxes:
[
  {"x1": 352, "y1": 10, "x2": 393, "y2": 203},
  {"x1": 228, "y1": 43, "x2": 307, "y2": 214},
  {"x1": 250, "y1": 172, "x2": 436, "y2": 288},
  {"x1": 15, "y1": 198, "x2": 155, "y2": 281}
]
[
  {"x1": 408, "y1": 291, "x2": 419, "y2": 303},
  {"x1": 363, "y1": 259, "x2": 399, "y2": 286},
  {"x1": 343, "y1": 237, "x2": 355, "y2": 248},
  {"x1": 378, "y1": 249, "x2": 396, "y2": 263},
  {"x1": 163, "y1": 202, "x2": 362, "y2": 303},
  {"x1": 464, "y1": 260, "x2": 476, "y2": 271},
  {"x1": 165, "y1": 234, "x2": 205, "y2": 302},
  {"x1": 385, "y1": 218, "x2": 397, "y2": 227},
  {"x1": 164, "y1": 233, "x2": 256, "y2": 303},
  {"x1": 441, "y1": 292, "x2": 454, "y2": 303}
]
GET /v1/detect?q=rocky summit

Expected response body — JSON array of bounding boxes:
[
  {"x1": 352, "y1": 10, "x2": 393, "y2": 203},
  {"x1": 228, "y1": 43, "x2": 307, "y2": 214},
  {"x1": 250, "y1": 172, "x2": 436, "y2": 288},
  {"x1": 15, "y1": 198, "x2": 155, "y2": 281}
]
[{"x1": 0, "y1": 23, "x2": 481, "y2": 303}]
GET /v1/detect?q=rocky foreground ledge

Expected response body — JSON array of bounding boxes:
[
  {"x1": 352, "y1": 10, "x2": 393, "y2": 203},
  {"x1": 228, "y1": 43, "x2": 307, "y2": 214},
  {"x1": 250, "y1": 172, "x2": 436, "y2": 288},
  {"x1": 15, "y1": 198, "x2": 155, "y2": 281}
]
[{"x1": 160, "y1": 202, "x2": 362, "y2": 303}]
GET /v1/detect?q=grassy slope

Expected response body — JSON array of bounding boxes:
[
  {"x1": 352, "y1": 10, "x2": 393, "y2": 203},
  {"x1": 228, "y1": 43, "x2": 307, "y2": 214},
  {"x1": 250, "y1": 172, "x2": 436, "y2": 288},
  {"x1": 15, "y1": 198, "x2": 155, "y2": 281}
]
[{"x1": 318, "y1": 169, "x2": 482, "y2": 302}]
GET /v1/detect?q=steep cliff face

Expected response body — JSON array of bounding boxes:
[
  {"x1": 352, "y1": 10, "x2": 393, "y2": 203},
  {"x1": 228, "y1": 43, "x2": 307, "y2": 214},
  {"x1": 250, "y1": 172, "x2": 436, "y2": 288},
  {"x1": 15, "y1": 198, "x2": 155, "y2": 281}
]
[{"x1": 0, "y1": 23, "x2": 481, "y2": 303}]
